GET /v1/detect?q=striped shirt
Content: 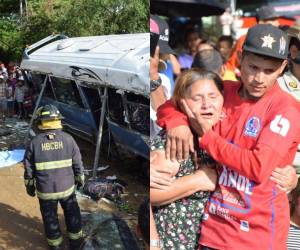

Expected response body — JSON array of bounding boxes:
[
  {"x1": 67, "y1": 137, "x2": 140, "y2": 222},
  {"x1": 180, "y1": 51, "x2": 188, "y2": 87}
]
[
  {"x1": 0, "y1": 82, "x2": 5, "y2": 99},
  {"x1": 287, "y1": 224, "x2": 300, "y2": 250}
]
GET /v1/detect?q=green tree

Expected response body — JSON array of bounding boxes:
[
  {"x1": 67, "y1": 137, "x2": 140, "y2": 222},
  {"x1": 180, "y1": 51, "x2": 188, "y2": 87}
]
[
  {"x1": 0, "y1": 16, "x2": 23, "y2": 62},
  {"x1": 0, "y1": 0, "x2": 149, "y2": 62},
  {"x1": 57, "y1": 0, "x2": 148, "y2": 36}
]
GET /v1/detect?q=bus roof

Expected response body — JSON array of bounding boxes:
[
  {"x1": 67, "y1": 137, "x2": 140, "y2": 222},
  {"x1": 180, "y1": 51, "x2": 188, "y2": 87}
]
[{"x1": 21, "y1": 33, "x2": 149, "y2": 96}]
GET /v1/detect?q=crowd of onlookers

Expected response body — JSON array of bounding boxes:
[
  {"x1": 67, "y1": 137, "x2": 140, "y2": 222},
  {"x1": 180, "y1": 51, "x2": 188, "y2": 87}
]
[{"x1": 0, "y1": 61, "x2": 33, "y2": 121}]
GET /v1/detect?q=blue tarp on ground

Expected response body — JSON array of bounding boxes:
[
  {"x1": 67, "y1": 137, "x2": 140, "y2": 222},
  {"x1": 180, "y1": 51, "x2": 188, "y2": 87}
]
[{"x1": 0, "y1": 150, "x2": 25, "y2": 168}]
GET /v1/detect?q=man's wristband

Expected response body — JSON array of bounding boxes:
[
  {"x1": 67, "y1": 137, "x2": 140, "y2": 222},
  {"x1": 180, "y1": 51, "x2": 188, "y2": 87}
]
[
  {"x1": 150, "y1": 239, "x2": 162, "y2": 248},
  {"x1": 150, "y1": 76, "x2": 162, "y2": 92}
]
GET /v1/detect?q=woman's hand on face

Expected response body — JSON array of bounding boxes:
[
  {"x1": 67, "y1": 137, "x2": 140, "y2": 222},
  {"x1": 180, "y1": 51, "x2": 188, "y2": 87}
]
[
  {"x1": 165, "y1": 125, "x2": 194, "y2": 162},
  {"x1": 180, "y1": 99, "x2": 213, "y2": 136},
  {"x1": 270, "y1": 165, "x2": 298, "y2": 193},
  {"x1": 150, "y1": 152, "x2": 174, "y2": 190}
]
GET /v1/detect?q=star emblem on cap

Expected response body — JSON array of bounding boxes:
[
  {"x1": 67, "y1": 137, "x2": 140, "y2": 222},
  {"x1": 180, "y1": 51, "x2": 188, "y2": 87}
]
[
  {"x1": 289, "y1": 81, "x2": 298, "y2": 89},
  {"x1": 261, "y1": 34, "x2": 276, "y2": 49}
]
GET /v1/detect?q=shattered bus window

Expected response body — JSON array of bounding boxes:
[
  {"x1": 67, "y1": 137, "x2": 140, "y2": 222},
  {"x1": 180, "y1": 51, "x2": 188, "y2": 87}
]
[
  {"x1": 126, "y1": 93, "x2": 149, "y2": 136},
  {"x1": 50, "y1": 77, "x2": 84, "y2": 108},
  {"x1": 30, "y1": 73, "x2": 46, "y2": 91},
  {"x1": 29, "y1": 73, "x2": 55, "y2": 99},
  {"x1": 107, "y1": 88, "x2": 126, "y2": 126},
  {"x1": 81, "y1": 85, "x2": 101, "y2": 126}
]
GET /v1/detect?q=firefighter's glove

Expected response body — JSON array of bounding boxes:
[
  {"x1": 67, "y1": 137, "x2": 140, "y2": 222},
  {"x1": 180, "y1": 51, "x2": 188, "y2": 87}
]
[
  {"x1": 75, "y1": 174, "x2": 85, "y2": 189},
  {"x1": 24, "y1": 179, "x2": 35, "y2": 197}
]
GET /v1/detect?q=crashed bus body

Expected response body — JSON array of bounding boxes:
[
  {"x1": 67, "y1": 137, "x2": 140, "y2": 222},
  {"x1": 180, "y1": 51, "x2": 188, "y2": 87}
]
[{"x1": 21, "y1": 33, "x2": 150, "y2": 160}]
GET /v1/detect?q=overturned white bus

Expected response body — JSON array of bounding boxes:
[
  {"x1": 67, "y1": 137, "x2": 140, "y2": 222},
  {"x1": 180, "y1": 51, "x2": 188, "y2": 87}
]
[{"x1": 21, "y1": 33, "x2": 149, "y2": 174}]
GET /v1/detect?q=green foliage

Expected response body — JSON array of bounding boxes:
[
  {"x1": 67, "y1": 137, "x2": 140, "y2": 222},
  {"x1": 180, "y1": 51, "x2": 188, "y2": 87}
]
[
  {"x1": 0, "y1": 0, "x2": 149, "y2": 62},
  {"x1": 0, "y1": 16, "x2": 23, "y2": 61},
  {"x1": 58, "y1": 0, "x2": 149, "y2": 37}
]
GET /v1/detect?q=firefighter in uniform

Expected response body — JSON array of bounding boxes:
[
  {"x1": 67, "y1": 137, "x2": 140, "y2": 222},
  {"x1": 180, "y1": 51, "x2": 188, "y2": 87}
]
[{"x1": 24, "y1": 104, "x2": 85, "y2": 250}]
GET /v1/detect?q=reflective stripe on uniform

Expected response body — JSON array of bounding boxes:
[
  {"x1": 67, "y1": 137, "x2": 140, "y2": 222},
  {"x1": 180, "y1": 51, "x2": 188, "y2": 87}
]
[
  {"x1": 36, "y1": 159, "x2": 72, "y2": 171},
  {"x1": 68, "y1": 230, "x2": 84, "y2": 240},
  {"x1": 47, "y1": 236, "x2": 63, "y2": 246},
  {"x1": 37, "y1": 185, "x2": 75, "y2": 200}
]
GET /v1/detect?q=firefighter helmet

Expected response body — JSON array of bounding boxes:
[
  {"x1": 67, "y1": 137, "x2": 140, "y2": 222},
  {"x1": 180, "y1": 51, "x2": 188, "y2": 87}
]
[{"x1": 36, "y1": 104, "x2": 63, "y2": 121}]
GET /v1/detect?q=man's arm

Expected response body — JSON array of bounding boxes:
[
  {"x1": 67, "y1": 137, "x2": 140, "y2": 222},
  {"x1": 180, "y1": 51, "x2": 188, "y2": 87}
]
[
  {"x1": 151, "y1": 86, "x2": 167, "y2": 112},
  {"x1": 71, "y1": 137, "x2": 85, "y2": 186},
  {"x1": 150, "y1": 206, "x2": 161, "y2": 250},
  {"x1": 24, "y1": 143, "x2": 35, "y2": 180},
  {"x1": 199, "y1": 115, "x2": 300, "y2": 183},
  {"x1": 23, "y1": 142, "x2": 36, "y2": 197},
  {"x1": 181, "y1": 97, "x2": 300, "y2": 184},
  {"x1": 156, "y1": 100, "x2": 188, "y2": 129},
  {"x1": 150, "y1": 46, "x2": 167, "y2": 112}
]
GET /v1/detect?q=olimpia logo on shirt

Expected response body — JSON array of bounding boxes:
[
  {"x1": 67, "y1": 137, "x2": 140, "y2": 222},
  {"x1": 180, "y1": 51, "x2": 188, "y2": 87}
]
[{"x1": 244, "y1": 116, "x2": 261, "y2": 137}]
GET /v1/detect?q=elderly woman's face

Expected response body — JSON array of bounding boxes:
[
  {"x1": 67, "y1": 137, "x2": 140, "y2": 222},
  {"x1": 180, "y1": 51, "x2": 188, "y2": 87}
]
[{"x1": 183, "y1": 79, "x2": 224, "y2": 126}]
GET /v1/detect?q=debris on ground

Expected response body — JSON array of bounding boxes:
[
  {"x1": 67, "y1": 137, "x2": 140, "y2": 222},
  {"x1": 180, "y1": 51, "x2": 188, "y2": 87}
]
[
  {"x1": 82, "y1": 177, "x2": 126, "y2": 202},
  {"x1": 83, "y1": 165, "x2": 110, "y2": 174},
  {"x1": 0, "y1": 128, "x2": 11, "y2": 137},
  {"x1": 0, "y1": 118, "x2": 30, "y2": 150},
  {"x1": 81, "y1": 211, "x2": 140, "y2": 250}
]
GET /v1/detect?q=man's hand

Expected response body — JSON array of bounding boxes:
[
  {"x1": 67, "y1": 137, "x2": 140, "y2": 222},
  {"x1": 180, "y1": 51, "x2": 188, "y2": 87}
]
[
  {"x1": 270, "y1": 165, "x2": 298, "y2": 193},
  {"x1": 165, "y1": 125, "x2": 194, "y2": 161},
  {"x1": 150, "y1": 152, "x2": 175, "y2": 190},
  {"x1": 181, "y1": 99, "x2": 213, "y2": 136}
]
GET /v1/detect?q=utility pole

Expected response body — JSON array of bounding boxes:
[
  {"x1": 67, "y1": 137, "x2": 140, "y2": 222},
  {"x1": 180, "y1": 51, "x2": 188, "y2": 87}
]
[
  {"x1": 20, "y1": 0, "x2": 23, "y2": 17},
  {"x1": 230, "y1": 0, "x2": 236, "y2": 14},
  {"x1": 20, "y1": 0, "x2": 27, "y2": 19}
]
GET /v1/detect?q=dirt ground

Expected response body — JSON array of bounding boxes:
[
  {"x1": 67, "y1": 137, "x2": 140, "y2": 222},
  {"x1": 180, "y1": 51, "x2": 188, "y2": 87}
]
[{"x1": 0, "y1": 128, "x2": 148, "y2": 250}]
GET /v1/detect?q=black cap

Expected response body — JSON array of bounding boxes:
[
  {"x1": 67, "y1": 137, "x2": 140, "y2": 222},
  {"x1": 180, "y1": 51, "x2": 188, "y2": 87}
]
[
  {"x1": 150, "y1": 14, "x2": 174, "y2": 55},
  {"x1": 256, "y1": 6, "x2": 279, "y2": 21},
  {"x1": 243, "y1": 24, "x2": 288, "y2": 60}
]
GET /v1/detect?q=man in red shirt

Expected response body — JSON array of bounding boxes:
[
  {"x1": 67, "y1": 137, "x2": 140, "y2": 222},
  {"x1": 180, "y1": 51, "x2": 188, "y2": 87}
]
[{"x1": 157, "y1": 24, "x2": 300, "y2": 249}]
